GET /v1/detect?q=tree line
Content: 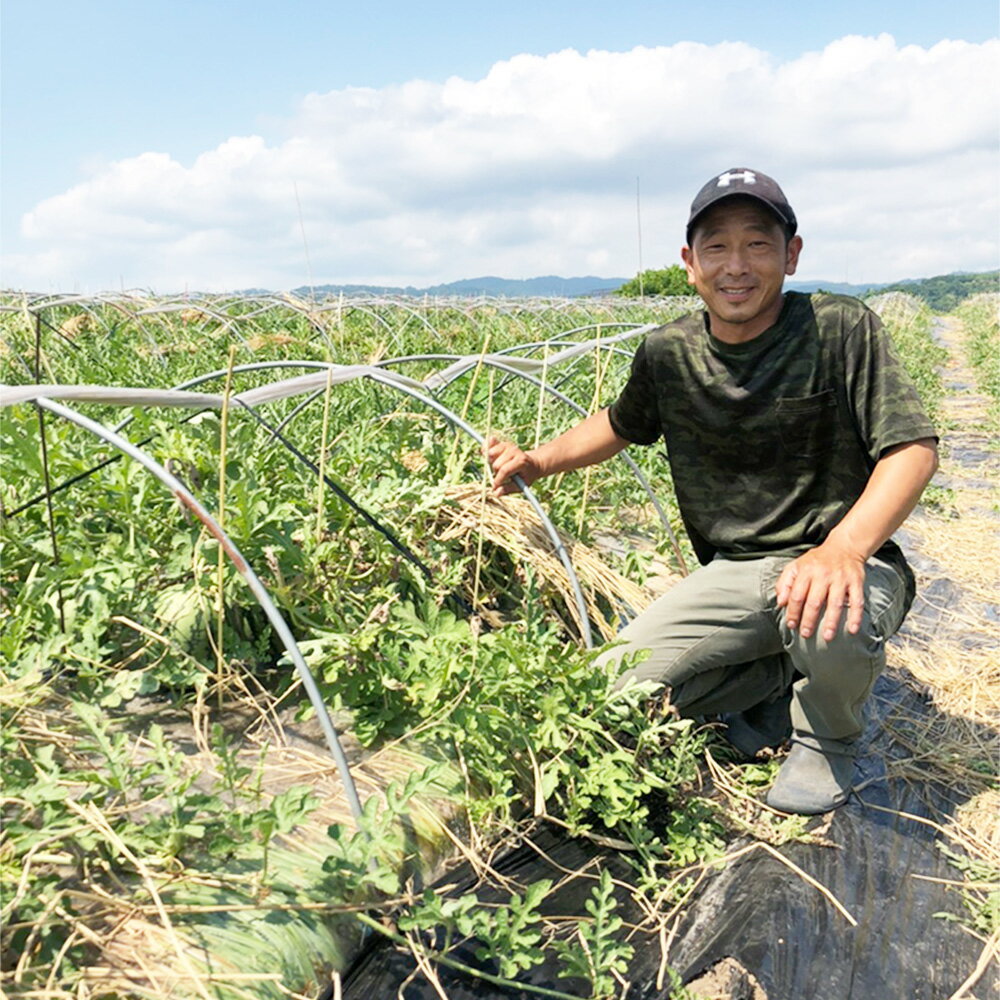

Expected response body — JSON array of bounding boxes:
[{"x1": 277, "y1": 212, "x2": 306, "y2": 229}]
[{"x1": 615, "y1": 266, "x2": 998, "y2": 312}]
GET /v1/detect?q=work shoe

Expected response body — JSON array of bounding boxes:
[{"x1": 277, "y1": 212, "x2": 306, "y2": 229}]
[
  {"x1": 765, "y1": 739, "x2": 856, "y2": 815},
  {"x1": 720, "y1": 692, "x2": 792, "y2": 758}
]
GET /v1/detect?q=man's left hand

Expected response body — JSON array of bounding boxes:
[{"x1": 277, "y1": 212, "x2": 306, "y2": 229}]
[{"x1": 775, "y1": 541, "x2": 867, "y2": 641}]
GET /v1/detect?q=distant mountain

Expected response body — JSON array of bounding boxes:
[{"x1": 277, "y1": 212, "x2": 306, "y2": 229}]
[
  {"x1": 239, "y1": 268, "x2": 996, "y2": 307},
  {"x1": 287, "y1": 275, "x2": 628, "y2": 299}
]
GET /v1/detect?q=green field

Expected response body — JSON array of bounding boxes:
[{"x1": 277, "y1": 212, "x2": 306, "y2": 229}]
[{"x1": 0, "y1": 289, "x2": 990, "y2": 998}]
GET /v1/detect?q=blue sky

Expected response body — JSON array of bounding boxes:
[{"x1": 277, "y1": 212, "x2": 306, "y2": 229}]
[{"x1": 2, "y1": 0, "x2": 998, "y2": 292}]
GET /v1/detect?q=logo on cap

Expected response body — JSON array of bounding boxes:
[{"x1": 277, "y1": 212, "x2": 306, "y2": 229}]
[{"x1": 717, "y1": 170, "x2": 757, "y2": 188}]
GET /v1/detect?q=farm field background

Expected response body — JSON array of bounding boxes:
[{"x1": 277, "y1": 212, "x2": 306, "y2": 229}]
[{"x1": 1, "y1": 288, "x2": 997, "y2": 998}]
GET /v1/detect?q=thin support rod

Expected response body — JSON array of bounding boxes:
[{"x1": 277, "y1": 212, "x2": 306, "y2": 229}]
[{"x1": 35, "y1": 314, "x2": 66, "y2": 630}]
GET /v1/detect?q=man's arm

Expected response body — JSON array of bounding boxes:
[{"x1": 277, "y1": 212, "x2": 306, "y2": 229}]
[
  {"x1": 487, "y1": 408, "x2": 630, "y2": 496},
  {"x1": 776, "y1": 438, "x2": 939, "y2": 641}
]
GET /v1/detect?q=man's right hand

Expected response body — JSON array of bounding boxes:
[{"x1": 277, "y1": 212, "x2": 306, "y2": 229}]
[
  {"x1": 485, "y1": 410, "x2": 629, "y2": 497},
  {"x1": 486, "y1": 436, "x2": 542, "y2": 496}
]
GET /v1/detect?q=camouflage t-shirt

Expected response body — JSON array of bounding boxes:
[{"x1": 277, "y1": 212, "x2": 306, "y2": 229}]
[{"x1": 607, "y1": 292, "x2": 937, "y2": 575}]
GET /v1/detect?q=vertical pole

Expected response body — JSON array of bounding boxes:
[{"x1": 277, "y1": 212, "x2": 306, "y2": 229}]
[
  {"x1": 215, "y1": 345, "x2": 237, "y2": 705},
  {"x1": 636, "y1": 176, "x2": 645, "y2": 299},
  {"x1": 294, "y1": 180, "x2": 315, "y2": 307},
  {"x1": 34, "y1": 312, "x2": 66, "y2": 631}
]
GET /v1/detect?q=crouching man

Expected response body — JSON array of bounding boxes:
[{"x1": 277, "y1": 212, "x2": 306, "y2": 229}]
[{"x1": 488, "y1": 168, "x2": 938, "y2": 814}]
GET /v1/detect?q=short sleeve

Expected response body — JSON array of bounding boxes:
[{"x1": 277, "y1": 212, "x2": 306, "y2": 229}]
[
  {"x1": 843, "y1": 307, "x2": 938, "y2": 461},
  {"x1": 608, "y1": 338, "x2": 663, "y2": 445}
]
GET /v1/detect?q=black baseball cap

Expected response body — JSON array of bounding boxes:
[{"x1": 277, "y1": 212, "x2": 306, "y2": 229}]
[{"x1": 686, "y1": 168, "x2": 797, "y2": 244}]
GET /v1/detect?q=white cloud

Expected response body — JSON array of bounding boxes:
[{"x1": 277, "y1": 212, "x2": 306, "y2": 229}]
[{"x1": 5, "y1": 35, "x2": 998, "y2": 292}]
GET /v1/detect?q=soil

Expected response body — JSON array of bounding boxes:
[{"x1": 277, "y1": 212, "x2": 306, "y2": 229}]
[{"x1": 686, "y1": 958, "x2": 768, "y2": 1000}]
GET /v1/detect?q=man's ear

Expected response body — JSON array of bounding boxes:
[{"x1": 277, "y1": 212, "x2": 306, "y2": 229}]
[
  {"x1": 785, "y1": 235, "x2": 803, "y2": 276},
  {"x1": 681, "y1": 245, "x2": 696, "y2": 283}
]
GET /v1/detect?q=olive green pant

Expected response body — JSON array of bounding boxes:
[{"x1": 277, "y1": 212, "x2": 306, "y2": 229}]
[{"x1": 603, "y1": 554, "x2": 911, "y2": 745}]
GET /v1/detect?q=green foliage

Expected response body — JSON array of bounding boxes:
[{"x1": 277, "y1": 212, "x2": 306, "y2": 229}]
[
  {"x1": 660, "y1": 798, "x2": 726, "y2": 867},
  {"x1": 397, "y1": 887, "x2": 484, "y2": 949},
  {"x1": 867, "y1": 291, "x2": 948, "y2": 429},
  {"x1": 397, "y1": 870, "x2": 656, "y2": 999},
  {"x1": 553, "y1": 868, "x2": 634, "y2": 998},
  {"x1": 956, "y1": 293, "x2": 1000, "y2": 433},
  {"x1": 920, "y1": 483, "x2": 959, "y2": 517},
  {"x1": 0, "y1": 676, "x2": 323, "y2": 989},
  {"x1": 303, "y1": 604, "x2": 709, "y2": 835},
  {"x1": 875, "y1": 270, "x2": 999, "y2": 314},
  {"x1": 615, "y1": 264, "x2": 693, "y2": 297},
  {"x1": 323, "y1": 766, "x2": 449, "y2": 898},
  {"x1": 935, "y1": 844, "x2": 1000, "y2": 939},
  {"x1": 472, "y1": 879, "x2": 553, "y2": 979}
]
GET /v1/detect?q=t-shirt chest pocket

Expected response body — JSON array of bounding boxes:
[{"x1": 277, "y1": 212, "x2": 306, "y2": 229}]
[{"x1": 776, "y1": 389, "x2": 839, "y2": 458}]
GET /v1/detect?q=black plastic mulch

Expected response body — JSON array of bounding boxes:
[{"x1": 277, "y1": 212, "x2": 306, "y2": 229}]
[{"x1": 335, "y1": 651, "x2": 995, "y2": 1000}]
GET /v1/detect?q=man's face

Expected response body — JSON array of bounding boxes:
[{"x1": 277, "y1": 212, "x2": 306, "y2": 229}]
[{"x1": 681, "y1": 198, "x2": 803, "y2": 342}]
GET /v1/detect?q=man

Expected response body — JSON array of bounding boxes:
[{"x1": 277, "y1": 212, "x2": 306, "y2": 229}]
[{"x1": 487, "y1": 168, "x2": 938, "y2": 815}]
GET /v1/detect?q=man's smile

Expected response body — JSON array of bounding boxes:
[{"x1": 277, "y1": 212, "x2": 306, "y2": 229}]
[{"x1": 719, "y1": 285, "x2": 756, "y2": 300}]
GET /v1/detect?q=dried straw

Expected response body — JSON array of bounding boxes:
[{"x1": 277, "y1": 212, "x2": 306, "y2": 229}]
[
  {"x1": 908, "y1": 510, "x2": 1000, "y2": 606},
  {"x1": 435, "y1": 483, "x2": 669, "y2": 642}
]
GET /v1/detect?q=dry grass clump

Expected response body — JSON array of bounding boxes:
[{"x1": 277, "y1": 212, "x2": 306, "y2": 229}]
[
  {"x1": 58, "y1": 313, "x2": 94, "y2": 339},
  {"x1": 952, "y1": 788, "x2": 1000, "y2": 863},
  {"x1": 885, "y1": 632, "x2": 999, "y2": 912},
  {"x1": 891, "y1": 638, "x2": 1000, "y2": 734},
  {"x1": 910, "y1": 511, "x2": 999, "y2": 606},
  {"x1": 245, "y1": 332, "x2": 300, "y2": 351},
  {"x1": 941, "y1": 787, "x2": 1000, "y2": 1000},
  {"x1": 435, "y1": 483, "x2": 670, "y2": 642}
]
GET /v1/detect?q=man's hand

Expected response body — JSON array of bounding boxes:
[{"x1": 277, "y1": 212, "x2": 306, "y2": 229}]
[
  {"x1": 775, "y1": 438, "x2": 937, "y2": 642},
  {"x1": 486, "y1": 436, "x2": 542, "y2": 496},
  {"x1": 775, "y1": 540, "x2": 867, "y2": 642},
  {"x1": 485, "y1": 410, "x2": 630, "y2": 497}
]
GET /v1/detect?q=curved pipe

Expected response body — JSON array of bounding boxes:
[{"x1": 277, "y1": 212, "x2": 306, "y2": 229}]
[
  {"x1": 33, "y1": 396, "x2": 366, "y2": 826},
  {"x1": 165, "y1": 363, "x2": 586, "y2": 620},
  {"x1": 7, "y1": 361, "x2": 605, "y2": 646},
  {"x1": 5, "y1": 362, "x2": 403, "y2": 515},
  {"x1": 147, "y1": 367, "x2": 592, "y2": 646},
  {"x1": 5, "y1": 364, "x2": 443, "y2": 589}
]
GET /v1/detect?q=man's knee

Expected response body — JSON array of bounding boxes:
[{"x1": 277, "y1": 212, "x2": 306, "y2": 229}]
[{"x1": 781, "y1": 555, "x2": 910, "y2": 681}]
